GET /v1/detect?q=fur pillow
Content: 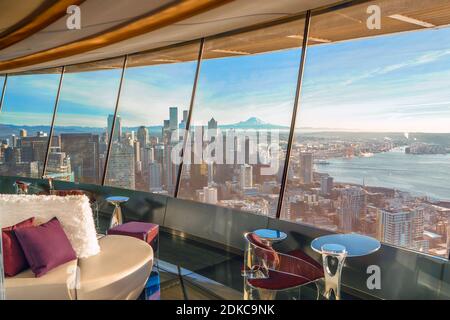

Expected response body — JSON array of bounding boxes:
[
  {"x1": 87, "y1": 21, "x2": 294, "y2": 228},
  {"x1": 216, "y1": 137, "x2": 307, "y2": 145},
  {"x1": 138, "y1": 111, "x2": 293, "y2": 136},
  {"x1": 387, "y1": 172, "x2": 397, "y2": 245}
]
[{"x1": 0, "y1": 194, "x2": 100, "y2": 258}]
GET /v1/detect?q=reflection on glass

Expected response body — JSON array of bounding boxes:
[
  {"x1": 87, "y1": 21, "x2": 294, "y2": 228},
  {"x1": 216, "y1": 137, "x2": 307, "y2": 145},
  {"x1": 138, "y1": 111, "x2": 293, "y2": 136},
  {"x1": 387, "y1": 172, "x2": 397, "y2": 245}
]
[
  {"x1": 104, "y1": 43, "x2": 199, "y2": 194},
  {"x1": 177, "y1": 19, "x2": 305, "y2": 217},
  {"x1": 0, "y1": 71, "x2": 61, "y2": 178},
  {"x1": 45, "y1": 59, "x2": 124, "y2": 184},
  {"x1": 282, "y1": 1, "x2": 450, "y2": 257}
]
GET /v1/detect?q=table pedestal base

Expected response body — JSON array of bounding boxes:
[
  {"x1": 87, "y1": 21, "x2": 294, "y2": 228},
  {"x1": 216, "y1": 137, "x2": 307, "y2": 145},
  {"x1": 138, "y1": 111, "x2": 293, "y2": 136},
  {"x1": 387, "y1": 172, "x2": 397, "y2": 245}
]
[{"x1": 320, "y1": 244, "x2": 347, "y2": 300}]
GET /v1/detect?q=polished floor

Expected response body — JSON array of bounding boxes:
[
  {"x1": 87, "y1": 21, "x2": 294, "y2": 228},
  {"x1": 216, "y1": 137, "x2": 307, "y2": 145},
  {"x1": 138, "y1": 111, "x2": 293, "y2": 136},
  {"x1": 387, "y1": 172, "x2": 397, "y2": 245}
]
[{"x1": 141, "y1": 231, "x2": 369, "y2": 300}]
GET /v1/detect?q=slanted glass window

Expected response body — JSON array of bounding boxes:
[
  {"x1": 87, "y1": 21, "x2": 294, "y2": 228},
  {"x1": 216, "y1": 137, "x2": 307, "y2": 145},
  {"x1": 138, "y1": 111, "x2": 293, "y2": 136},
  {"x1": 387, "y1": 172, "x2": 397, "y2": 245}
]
[
  {"x1": 281, "y1": 0, "x2": 450, "y2": 258},
  {"x1": 104, "y1": 43, "x2": 199, "y2": 194},
  {"x1": 177, "y1": 18, "x2": 305, "y2": 217},
  {"x1": 0, "y1": 70, "x2": 61, "y2": 178},
  {"x1": 44, "y1": 58, "x2": 124, "y2": 184}
]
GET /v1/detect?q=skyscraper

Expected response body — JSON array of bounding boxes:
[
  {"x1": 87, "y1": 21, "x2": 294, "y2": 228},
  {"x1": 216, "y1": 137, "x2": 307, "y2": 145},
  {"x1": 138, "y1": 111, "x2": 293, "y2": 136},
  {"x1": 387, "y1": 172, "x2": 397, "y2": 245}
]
[
  {"x1": 320, "y1": 174, "x2": 334, "y2": 195},
  {"x1": 137, "y1": 126, "x2": 149, "y2": 148},
  {"x1": 169, "y1": 107, "x2": 178, "y2": 131},
  {"x1": 107, "y1": 142, "x2": 135, "y2": 189},
  {"x1": 378, "y1": 209, "x2": 412, "y2": 247},
  {"x1": 108, "y1": 114, "x2": 122, "y2": 142},
  {"x1": 300, "y1": 152, "x2": 313, "y2": 184},
  {"x1": 339, "y1": 186, "x2": 366, "y2": 232},
  {"x1": 60, "y1": 133, "x2": 100, "y2": 184},
  {"x1": 19, "y1": 129, "x2": 27, "y2": 137},
  {"x1": 149, "y1": 162, "x2": 162, "y2": 191}
]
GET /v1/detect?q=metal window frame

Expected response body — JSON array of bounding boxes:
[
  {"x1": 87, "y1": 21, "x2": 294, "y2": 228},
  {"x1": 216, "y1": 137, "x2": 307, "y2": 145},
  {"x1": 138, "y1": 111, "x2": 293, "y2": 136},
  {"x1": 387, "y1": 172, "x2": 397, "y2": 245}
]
[
  {"x1": 0, "y1": 74, "x2": 7, "y2": 113},
  {"x1": 275, "y1": 10, "x2": 311, "y2": 219},
  {"x1": 42, "y1": 66, "x2": 65, "y2": 178},
  {"x1": 101, "y1": 55, "x2": 128, "y2": 186},
  {"x1": 174, "y1": 38, "x2": 205, "y2": 198}
]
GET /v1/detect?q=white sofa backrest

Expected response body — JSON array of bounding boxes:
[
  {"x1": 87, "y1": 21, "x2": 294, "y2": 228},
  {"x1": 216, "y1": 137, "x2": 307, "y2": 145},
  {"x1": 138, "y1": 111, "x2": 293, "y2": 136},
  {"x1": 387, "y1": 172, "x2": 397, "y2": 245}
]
[{"x1": 0, "y1": 194, "x2": 100, "y2": 258}]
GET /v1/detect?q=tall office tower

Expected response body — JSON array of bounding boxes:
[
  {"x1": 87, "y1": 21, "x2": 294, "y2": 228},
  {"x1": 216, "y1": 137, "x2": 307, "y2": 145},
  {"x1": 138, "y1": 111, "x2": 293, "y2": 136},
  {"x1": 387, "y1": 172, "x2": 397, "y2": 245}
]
[
  {"x1": 60, "y1": 133, "x2": 100, "y2": 184},
  {"x1": 10, "y1": 134, "x2": 18, "y2": 148},
  {"x1": 149, "y1": 162, "x2": 162, "y2": 191},
  {"x1": 320, "y1": 174, "x2": 334, "y2": 195},
  {"x1": 169, "y1": 107, "x2": 178, "y2": 130},
  {"x1": 4, "y1": 147, "x2": 20, "y2": 164},
  {"x1": 36, "y1": 131, "x2": 47, "y2": 137},
  {"x1": 142, "y1": 147, "x2": 154, "y2": 173},
  {"x1": 240, "y1": 164, "x2": 253, "y2": 190},
  {"x1": 19, "y1": 129, "x2": 27, "y2": 137},
  {"x1": 164, "y1": 144, "x2": 175, "y2": 192},
  {"x1": 338, "y1": 186, "x2": 366, "y2": 232},
  {"x1": 20, "y1": 136, "x2": 49, "y2": 165},
  {"x1": 137, "y1": 126, "x2": 149, "y2": 148},
  {"x1": 300, "y1": 152, "x2": 313, "y2": 184},
  {"x1": 107, "y1": 142, "x2": 135, "y2": 189},
  {"x1": 207, "y1": 117, "x2": 218, "y2": 130},
  {"x1": 207, "y1": 117, "x2": 218, "y2": 143},
  {"x1": 134, "y1": 140, "x2": 141, "y2": 163},
  {"x1": 180, "y1": 110, "x2": 188, "y2": 129},
  {"x1": 107, "y1": 114, "x2": 122, "y2": 142},
  {"x1": 378, "y1": 209, "x2": 412, "y2": 247},
  {"x1": 162, "y1": 120, "x2": 170, "y2": 143}
]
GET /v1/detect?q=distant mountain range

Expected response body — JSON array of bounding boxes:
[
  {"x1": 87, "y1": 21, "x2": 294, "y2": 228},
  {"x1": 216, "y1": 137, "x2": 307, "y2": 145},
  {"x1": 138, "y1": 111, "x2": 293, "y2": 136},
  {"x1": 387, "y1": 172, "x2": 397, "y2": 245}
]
[{"x1": 0, "y1": 117, "x2": 289, "y2": 138}]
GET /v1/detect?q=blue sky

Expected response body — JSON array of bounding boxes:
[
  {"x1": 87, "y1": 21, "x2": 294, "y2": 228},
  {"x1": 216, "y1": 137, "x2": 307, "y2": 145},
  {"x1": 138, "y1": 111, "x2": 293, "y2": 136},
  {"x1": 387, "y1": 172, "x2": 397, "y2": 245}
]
[{"x1": 1, "y1": 26, "x2": 450, "y2": 132}]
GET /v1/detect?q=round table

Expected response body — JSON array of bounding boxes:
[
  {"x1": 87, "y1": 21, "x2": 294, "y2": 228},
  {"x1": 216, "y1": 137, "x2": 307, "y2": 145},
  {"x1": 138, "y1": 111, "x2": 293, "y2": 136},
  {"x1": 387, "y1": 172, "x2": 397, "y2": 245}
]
[
  {"x1": 253, "y1": 229, "x2": 287, "y2": 246},
  {"x1": 106, "y1": 196, "x2": 129, "y2": 228},
  {"x1": 311, "y1": 234, "x2": 381, "y2": 300}
]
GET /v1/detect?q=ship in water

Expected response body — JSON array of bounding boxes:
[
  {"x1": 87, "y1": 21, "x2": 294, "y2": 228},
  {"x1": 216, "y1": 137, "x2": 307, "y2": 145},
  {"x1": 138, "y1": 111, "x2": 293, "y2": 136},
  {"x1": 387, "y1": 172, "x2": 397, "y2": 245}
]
[{"x1": 314, "y1": 159, "x2": 330, "y2": 165}]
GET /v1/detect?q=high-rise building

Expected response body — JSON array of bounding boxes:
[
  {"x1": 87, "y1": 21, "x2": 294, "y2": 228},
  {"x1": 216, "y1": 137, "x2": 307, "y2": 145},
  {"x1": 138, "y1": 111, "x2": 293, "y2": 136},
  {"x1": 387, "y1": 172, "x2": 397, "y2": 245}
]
[
  {"x1": 107, "y1": 142, "x2": 135, "y2": 189},
  {"x1": 108, "y1": 114, "x2": 122, "y2": 142},
  {"x1": 137, "y1": 126, "x2": 149, "y2": 148},
  {"x1": 19, "y1": 129, "x2": 27, "y2": 137},
  {"x1": 240, "y1": 164, "x2": 253, "y2": 190},
  {"x1": 149, "y1": 162, "x2": 162, "y2": 191},
  {"x1": 378, "y1": 209, "x2": 412, "y2": 248},
  {"x1": 60, "y1": 133, "x2": 100, "y2": 184},
  {"x1": 321, "y1": 174, "x2": 334, "y2": 195},
  {"x1": 169, "y1": 107, "x2": 178, "y2": 131},
  {"x1": 339, "y1": 186, "x2": 366, "y2": 232},
  {"x1": 300, "y1": 152, "x2": 313, "y2": 184}
]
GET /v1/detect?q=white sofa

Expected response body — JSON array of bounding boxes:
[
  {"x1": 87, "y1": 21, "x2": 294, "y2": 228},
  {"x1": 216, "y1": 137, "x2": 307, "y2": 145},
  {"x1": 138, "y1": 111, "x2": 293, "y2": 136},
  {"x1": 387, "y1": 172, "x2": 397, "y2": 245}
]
[{"x1": 1, "y1": 194, "x2": 153, "y2": 300}]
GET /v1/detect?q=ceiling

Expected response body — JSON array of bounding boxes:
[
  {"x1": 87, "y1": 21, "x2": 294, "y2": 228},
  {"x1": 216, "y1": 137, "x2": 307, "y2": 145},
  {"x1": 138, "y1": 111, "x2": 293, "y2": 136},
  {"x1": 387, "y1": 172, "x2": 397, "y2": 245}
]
[
  {"x1": 1, "y1": 0, "x2": 450, "y2": 74},
  {"x1": 0, "y1": 0, "x2": 341, "y2": 73}
]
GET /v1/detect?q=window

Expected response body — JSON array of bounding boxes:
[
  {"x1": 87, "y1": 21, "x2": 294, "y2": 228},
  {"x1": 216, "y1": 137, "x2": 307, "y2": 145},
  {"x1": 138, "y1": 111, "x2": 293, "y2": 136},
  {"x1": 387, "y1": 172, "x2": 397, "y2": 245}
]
[
  {"x1": 104, "y1": 43, "x2": 199, "y2": 194},
  {"x1": 0, "y1": 70, "x2": 61, "y2": 178},
  {"x1": 44, "y1": 59, "x2": 124, "y2": 184},
  {"x1": 177, "y1": 19, "x2": 305, "y2": 217},
  {"x1": 281, "y1": 1, "x2": 450, "y2": 257}
]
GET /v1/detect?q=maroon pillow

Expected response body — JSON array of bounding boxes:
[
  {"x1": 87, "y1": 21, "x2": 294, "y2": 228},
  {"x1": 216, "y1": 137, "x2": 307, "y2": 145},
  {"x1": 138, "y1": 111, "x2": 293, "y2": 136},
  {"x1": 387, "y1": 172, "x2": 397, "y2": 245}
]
[
  {"x1": 14, "y1": 217, "x2": 76, "y2": 277},
  {"x1": 2, "y1": 217, "x2": 35, "y2": 277}
]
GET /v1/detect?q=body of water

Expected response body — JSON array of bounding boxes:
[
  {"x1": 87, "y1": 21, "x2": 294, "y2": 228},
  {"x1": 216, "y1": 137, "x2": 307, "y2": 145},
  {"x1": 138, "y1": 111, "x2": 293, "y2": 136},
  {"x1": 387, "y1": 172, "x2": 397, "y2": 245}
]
[{"x1": 317, "y1": 148, "x2": 450, "y2": 201}]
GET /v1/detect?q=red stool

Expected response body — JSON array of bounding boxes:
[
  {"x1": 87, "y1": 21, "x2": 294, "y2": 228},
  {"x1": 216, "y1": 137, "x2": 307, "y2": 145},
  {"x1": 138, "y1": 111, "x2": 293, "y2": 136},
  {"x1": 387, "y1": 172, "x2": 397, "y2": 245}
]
[{"x1": 108, "y1": 222, "x2": 159, "y2": 257}]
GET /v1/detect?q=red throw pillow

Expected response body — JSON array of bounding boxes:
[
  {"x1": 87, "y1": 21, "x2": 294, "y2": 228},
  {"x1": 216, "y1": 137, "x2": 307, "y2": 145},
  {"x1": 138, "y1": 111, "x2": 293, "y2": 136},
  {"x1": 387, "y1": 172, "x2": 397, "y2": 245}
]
[
  {"x1": 14, "y1": 217, "x2": 77, "y2": 277},
  {"x1": 2, "y1": 217, "x2": 35, "y2": 277}
]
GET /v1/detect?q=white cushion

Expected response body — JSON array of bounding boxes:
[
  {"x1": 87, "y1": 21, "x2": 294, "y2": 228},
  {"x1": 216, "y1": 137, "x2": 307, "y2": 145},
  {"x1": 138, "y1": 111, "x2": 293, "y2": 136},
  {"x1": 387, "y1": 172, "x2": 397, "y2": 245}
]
[{"x1": 0, "y1": 194, "x2": 100, "y2": 258}]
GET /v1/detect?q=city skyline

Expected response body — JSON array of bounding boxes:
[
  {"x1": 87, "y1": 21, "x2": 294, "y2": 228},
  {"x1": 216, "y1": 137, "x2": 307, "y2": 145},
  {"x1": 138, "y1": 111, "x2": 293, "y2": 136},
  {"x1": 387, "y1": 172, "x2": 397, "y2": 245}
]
[{"x1": 0, "y1": 27, "x2": 450, "y2": 132}]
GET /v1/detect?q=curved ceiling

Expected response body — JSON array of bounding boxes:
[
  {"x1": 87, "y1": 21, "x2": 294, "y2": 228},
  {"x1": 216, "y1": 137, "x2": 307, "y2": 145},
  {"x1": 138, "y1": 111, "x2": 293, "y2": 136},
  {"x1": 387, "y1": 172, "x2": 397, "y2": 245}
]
[
  {"x1": 2, "y1": 0, "x2": 450, "y2": 74},
  {"x1": 0, "y1": 0, "x2": 340, "y2": 74}
]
